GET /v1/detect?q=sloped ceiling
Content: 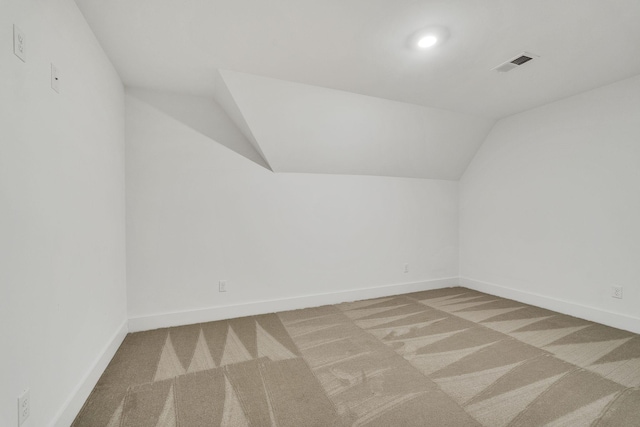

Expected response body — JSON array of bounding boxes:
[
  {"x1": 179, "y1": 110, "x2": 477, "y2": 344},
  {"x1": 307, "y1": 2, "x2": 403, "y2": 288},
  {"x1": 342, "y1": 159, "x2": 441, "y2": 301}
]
[
  {"x1": 128, "y1": 88, "x2": 270, "y2": 169},
  {"x1": 75, "y1": 0, "x2": 640, "y2": 179},
  {"x1": 216, "y1": 70, "x2": 494, "y2": 179}
]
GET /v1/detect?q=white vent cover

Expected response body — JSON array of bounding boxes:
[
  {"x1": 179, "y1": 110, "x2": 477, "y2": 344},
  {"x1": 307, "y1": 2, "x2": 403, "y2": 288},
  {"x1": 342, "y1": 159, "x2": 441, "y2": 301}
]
[{"x1": 493, "y1": 52, "x2": 539, "y2": 72}]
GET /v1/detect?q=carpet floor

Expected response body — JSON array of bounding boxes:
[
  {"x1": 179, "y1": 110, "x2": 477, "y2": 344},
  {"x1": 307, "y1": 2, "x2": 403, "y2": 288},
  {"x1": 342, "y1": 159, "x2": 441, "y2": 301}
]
[{"x1": 73, "y1": 287, "x2": 640, "y2": 426}]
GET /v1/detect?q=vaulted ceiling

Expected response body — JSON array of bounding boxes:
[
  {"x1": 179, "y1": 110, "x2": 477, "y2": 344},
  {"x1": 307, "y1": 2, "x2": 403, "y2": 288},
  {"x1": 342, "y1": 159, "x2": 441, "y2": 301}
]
[{"x1": 76, "y1": 0, "x2": 640, "y2": 178}]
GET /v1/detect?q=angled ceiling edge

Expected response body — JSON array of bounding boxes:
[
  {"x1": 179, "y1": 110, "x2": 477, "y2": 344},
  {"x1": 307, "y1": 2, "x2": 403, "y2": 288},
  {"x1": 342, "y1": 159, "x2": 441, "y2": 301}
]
[
  {"x1": 127, "y1": 88, "x2": 271, "y2": 170},
  {"x1": 214, "y1": 70, "x2": 496, "y2": 180},
  {"x1": 214, "y1": 70, "x2": 275, "y2": 171}
]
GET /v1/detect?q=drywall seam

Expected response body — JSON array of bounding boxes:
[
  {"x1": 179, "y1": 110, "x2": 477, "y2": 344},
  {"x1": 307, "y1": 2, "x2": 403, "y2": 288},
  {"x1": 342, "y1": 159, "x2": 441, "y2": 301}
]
[
  {"x1": 461, "y1": 277, "x2": 640, "y2": 334},
  {"x1": 128, "y1": 277, "x2": 459, "y2": 332},
  {"x1": 51, "y1": 320, "x2": 129, "y2": 427}
]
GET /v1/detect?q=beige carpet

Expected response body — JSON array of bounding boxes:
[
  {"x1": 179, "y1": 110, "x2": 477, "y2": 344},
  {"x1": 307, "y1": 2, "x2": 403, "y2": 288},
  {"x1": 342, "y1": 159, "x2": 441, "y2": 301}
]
[{"x1": 73, "y1": 287, "x2": 640, "y2": 426}]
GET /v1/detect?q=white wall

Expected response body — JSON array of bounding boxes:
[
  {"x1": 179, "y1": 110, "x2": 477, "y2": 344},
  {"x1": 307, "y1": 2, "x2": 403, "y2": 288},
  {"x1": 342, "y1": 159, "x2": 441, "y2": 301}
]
[
  {"x1": 460, "y1": 74, "x2": 640, "y2": 332},
  {"x1": 0, "y1": 1, "x2": 127, "y2": 426},
  {"x1": 125, "y1": 94, "x2": 459, "y2": 326}
]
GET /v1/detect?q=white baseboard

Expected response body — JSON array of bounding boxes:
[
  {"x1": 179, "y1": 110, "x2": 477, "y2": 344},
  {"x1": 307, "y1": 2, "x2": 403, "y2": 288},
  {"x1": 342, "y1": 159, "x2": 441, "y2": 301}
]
[
  {"x1": 52, "y1": 320, "x2": 129, "y2": 427},
  {"x1": 129, "y1": 277, "x2": 458, "y2": 332},
  {"x1": 461, "y1": 277, "x2": 640, "y2": 335}
]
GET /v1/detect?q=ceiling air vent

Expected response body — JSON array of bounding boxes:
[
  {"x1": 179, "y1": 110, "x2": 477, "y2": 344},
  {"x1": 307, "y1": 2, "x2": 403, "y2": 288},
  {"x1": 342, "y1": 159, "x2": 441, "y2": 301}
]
[{"x1": 492, "y1": 52, "x2": 539, "y2": 73}]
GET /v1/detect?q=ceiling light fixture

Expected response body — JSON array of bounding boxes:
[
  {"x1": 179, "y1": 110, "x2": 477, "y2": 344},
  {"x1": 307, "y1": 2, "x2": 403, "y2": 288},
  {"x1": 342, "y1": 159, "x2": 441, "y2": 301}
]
[
  {"x1": 410, "y1": 26, "x2": 449, "y2": 51},
  {"x1": 417, "y1": 35, "x2": 438, "y2": 49}
]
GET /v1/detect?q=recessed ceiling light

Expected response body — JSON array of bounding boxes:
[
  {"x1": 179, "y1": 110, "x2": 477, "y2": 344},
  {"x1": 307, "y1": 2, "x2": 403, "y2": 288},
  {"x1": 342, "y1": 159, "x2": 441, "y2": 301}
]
[
  {"x1": 417, "y1": 35, "x2": 438, "y2": 49},
  {"x1": 409, "y1": 26, "x2": 449, "y2": 51}
]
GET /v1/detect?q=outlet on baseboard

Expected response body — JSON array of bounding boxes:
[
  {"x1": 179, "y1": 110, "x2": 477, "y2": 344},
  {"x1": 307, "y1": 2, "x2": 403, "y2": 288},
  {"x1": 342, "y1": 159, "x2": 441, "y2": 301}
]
[
  {"x1": 219, "y1": 280, "x2": 227, "y2": 292},
  {"x1": 611, "y1": 286, "x2": 623, "y2": 299}
]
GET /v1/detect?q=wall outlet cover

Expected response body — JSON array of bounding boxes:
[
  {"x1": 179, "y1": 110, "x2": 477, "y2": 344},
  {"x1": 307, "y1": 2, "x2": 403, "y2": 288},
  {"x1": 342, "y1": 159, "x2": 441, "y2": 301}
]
[
  {"x1": 612, "y1": 286, "x2": 623, "y2": 299},
  {"x1": 13, "y1": 25, "x2": 26, "y2": 62},
  {"x1": 18, "y1": 389, "x2": 30, "y2": 425}
]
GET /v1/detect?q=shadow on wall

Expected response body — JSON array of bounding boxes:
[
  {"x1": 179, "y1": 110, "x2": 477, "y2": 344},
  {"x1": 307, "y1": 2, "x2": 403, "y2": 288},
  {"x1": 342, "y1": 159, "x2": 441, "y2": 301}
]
[{"x1": 127, "y1": 87, "x2": 272, "y2": 170}]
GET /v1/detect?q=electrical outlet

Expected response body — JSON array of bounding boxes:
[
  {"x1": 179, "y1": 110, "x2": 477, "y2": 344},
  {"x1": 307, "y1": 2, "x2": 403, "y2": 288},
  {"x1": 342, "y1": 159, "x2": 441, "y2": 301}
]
[
  {"x1": 18, "y1": 389, "x2": 30, "y2": 425},
  {"x1": 219, "y1": 280, "x2": 227, "y2": 292},
  {"x1": 404, "y1": 263, "x2": 409, "y2": 273},
  {"x1": 13, "y1": 25, "x2": 26, "y2": 62},
  {"x1": 51, "y1": 63, "x2": 60, "y2": 93},
  {"x1": 612, "y1": 286, "x2": 623, "y2": 299}
]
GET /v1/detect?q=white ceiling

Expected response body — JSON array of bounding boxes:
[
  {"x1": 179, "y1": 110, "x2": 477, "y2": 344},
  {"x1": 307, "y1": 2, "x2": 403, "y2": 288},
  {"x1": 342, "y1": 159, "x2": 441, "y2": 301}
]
[{"x1": 75, "y1": 0, "x2": 640, "y2": 178}]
